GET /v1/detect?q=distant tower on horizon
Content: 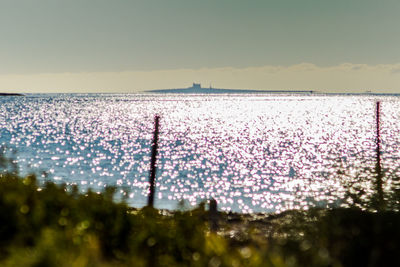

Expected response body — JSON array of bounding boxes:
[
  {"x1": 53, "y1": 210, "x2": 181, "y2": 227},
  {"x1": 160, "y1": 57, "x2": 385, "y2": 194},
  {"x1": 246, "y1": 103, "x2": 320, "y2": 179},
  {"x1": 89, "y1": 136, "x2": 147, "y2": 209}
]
[{"x1": 192, "y1": 83, "x2": 201, "y2": 89}]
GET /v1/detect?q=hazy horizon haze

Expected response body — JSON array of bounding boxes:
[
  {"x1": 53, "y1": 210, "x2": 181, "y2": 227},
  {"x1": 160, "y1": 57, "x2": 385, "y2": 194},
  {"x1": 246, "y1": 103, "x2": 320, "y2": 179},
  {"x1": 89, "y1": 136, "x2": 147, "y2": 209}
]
[{"x1": 1, "y1": 0, "x2": 400, "y2": 93}]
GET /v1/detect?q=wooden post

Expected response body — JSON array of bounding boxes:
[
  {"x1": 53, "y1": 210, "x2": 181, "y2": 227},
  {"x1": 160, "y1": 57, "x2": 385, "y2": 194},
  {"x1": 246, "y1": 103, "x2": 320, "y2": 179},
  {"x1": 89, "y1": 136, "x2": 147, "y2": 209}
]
[
  {"x1": 375, "y1": 102, "x2": 384, "y2": 210},
  {"x1": 147, "y1": 115, "x2": 160, "y2": 207},
  {"x1": 209, "y1": 198, "x2": 219, "y2": 232}
]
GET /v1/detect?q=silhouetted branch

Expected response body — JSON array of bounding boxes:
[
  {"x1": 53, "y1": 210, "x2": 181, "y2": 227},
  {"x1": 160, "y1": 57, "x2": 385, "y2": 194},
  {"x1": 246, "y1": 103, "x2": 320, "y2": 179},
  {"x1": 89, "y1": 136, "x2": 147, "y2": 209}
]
[{"x1": 147, "y1": 115, "x2": 160, "y2": 207}]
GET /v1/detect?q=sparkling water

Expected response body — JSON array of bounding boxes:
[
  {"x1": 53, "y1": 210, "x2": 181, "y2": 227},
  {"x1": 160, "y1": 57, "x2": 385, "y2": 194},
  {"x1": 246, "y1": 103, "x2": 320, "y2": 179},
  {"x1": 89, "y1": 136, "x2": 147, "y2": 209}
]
[{"x1": 1, "y1": 94, "x2": 400, "y2": 213}]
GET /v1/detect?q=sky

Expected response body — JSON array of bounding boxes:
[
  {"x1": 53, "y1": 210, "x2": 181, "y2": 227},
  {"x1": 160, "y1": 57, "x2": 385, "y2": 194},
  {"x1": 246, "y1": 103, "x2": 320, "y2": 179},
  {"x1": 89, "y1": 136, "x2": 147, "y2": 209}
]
[{"x1": 1, "y1": 0, "x2": 400, "y2": 93}]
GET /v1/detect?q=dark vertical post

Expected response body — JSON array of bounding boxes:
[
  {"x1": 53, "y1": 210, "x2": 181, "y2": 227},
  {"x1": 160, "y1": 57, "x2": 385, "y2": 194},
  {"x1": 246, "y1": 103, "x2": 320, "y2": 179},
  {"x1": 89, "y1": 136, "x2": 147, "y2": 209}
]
[
  {"x1": 375, "y1": 102, "x2": 384, "y2": 210},
  {"x1": 148, "y1": 115, "x2": 160, "y2": 207},
  {"x1": 209, "y1": 198, "x2": 219, "y2": 232}
]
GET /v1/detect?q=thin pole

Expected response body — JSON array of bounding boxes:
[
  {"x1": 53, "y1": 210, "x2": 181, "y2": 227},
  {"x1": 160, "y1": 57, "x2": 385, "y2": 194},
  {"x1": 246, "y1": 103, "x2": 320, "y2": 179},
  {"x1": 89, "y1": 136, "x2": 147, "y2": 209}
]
[
  {"x1": 209, "y1": 199, "x2": 219, "y2": 232},
  {"x1": 375, "y1": 102, "x2": 384, "y2": 210},
  {"x1": 148, "y1": 115, "x2": 160, "y2": 207}
]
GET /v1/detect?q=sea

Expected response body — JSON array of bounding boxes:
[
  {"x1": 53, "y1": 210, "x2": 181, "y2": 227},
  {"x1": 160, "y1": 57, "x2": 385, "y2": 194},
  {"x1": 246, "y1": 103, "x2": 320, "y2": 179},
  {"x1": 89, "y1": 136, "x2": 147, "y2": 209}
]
[{"x1": 1, "y1": 93, "x2": 400, "y2": 213}]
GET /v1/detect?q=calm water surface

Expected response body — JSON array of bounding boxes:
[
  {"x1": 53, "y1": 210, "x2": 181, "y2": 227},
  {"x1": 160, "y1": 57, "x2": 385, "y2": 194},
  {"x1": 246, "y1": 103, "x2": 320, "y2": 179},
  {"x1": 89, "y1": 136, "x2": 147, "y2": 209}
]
[{"x1": 1, "y1": 94, "x2": 400, "y2": 213}]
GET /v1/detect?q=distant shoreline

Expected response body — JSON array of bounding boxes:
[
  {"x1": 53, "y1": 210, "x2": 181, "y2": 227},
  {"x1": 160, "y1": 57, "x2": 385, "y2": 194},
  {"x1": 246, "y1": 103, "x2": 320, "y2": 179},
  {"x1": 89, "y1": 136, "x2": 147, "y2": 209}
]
[
  {"x1": 0, "y1": 93, "x2": 24, "y2": 96},
  {"x1": 147, "y1": 83, "x2": 314, "y2": 94},
  {"x1": 148, "y1": 88, "x2": 315, "y2": 94}
]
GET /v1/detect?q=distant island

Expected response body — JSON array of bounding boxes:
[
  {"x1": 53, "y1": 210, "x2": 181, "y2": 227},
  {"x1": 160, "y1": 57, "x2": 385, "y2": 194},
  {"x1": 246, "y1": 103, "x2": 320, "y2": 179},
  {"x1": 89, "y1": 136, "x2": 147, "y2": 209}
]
[
  {"x1": 0, "y1": 93, "x2": 24, "y2": 96},
  {"x1": 147, "y1": 83, "x2": 314, "y2": 94}
]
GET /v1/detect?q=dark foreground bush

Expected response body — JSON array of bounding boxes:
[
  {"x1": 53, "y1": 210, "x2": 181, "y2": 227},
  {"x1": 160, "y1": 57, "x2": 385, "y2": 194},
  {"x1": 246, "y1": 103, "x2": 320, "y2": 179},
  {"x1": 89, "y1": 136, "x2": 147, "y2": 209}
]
[
  {"x1": 0, "y1": 173, "x2": 286, "y2": 266},
  {"x1": 1, "y1": 173, "x2": 400, "y2": 266},
  {"x1": 264, "y1": 208, "x2": 400, "y2": 267}
]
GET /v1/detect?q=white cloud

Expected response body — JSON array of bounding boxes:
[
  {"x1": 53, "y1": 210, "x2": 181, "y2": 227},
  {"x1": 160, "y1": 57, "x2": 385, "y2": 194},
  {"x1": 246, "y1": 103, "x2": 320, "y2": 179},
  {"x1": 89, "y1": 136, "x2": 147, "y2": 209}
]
[{"x1": 1, "y1": 63, "x2": 400, "y2": 93}]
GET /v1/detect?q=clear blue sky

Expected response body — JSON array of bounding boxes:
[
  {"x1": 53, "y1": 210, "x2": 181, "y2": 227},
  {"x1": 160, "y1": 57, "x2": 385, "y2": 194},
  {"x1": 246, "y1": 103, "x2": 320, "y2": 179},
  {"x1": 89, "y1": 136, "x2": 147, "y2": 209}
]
[{"x1": 1, "y1": 0, "x2": 400, "y2": 92}]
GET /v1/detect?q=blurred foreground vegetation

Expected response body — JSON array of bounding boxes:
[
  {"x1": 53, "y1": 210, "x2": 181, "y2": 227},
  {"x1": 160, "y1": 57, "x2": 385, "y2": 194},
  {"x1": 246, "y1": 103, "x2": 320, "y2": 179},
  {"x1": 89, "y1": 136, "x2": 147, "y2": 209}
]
[{"x1": 1, "y1": 156, "x2": 400, "y2": 266}]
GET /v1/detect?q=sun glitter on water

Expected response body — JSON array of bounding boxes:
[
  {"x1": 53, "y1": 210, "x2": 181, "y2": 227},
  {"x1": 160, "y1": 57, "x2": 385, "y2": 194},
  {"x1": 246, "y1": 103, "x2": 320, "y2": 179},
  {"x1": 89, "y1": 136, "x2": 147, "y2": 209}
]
[{"x1": 1, "y1": 94, "x2": 399, "y2": 213}]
